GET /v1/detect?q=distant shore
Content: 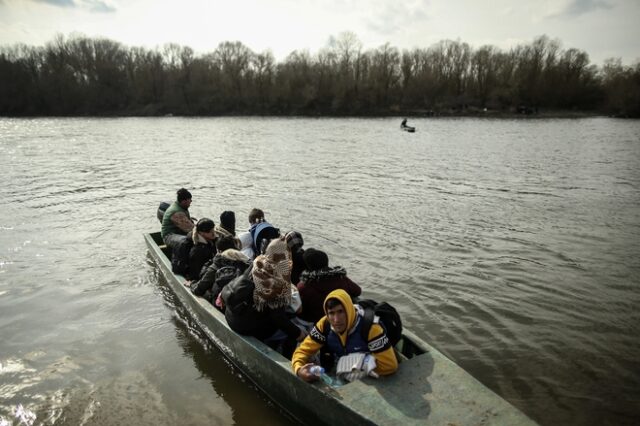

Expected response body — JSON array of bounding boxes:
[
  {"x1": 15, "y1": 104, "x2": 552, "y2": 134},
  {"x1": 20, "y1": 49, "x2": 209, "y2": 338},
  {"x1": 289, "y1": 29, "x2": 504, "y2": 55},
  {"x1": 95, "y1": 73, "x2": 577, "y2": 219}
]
[{"x1": 0, "y1": 110, "x2": 620, "y2": 119}]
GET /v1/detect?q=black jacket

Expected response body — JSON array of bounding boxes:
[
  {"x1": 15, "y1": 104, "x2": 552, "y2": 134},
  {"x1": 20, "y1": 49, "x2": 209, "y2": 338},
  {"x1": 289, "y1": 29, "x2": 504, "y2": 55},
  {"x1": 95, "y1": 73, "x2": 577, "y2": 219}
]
[
  {"x1": 188, "y1": 240, "x2": 216, "y2": 281},
  {"x1": 223, "y1": 271, "x2": 300, "y2": 341},
  {"x1": 190, "y1": 253, "x2": 250, "y2": 300}
]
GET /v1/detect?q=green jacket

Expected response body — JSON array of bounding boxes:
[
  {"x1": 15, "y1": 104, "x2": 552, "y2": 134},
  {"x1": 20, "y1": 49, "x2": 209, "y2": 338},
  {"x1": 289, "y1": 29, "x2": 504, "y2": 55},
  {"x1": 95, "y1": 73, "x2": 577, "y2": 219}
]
[{"x1": 161, "y1": 201, "x2": 191, "y2": 239}]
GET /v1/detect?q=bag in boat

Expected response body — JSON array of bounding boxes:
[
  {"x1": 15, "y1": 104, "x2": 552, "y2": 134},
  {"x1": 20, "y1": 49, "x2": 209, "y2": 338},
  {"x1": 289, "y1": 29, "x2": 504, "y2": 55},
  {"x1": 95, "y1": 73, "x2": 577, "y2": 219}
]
[
  {"x1": 336, "y1": 352, "x2": 378, "y2": 382},
  {"x1": 220, "y1": 268, "x2": 254, "y2": 313},
  {"x1": 211, "y1": 264, "x2": 247, "y2": 302},
  {"x1": 171, "y1": 235, "x2": 193, "y2": 276},
  {"x1": 357, "y1": 299, "x2": 403, "y2": 347},
  {"x1": 157, "y1": 201, "x2": 170, "y2": 223},
  {"x1": 250, "y1": 222, "x2": 280, "y2": 255}
]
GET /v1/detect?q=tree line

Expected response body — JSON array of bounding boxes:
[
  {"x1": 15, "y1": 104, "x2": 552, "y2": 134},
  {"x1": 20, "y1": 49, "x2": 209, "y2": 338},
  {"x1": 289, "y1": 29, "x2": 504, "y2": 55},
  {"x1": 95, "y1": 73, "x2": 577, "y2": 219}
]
[{"x1": 0, "y1": 33, "x2": 638, "y2": 117}]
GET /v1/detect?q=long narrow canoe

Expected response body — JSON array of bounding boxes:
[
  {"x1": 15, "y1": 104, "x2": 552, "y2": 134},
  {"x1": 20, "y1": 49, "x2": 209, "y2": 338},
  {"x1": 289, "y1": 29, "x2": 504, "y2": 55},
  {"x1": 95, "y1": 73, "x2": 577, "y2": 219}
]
[{"x1": 145, "y1": 231, "x2": 536, "y2": 425}]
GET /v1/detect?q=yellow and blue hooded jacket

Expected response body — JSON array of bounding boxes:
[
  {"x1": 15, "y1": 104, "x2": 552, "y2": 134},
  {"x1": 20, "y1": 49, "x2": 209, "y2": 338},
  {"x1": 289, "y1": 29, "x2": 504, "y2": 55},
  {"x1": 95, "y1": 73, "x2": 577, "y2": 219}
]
[{"x1": 291, "y1": 289, "x2": 398, "y2": 376}]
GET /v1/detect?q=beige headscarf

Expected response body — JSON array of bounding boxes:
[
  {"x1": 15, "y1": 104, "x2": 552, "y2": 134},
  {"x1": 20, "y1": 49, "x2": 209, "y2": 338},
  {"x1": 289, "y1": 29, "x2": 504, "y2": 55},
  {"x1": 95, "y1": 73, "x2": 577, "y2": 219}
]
[{"x1": 252, "y1": 238, "x2": 292, "y2": 311}]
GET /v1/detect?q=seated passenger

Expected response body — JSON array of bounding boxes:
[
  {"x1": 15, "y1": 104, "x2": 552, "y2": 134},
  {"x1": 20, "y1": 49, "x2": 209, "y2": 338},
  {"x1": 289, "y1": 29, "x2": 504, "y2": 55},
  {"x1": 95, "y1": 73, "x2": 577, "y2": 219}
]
[
  {"x1": 285, "y1": 231, "x2": 305, "y2": 285},
  {"x1": 237, "y1": 208, "x2": 266, "y2": 260},
  {"x1": 190, "y1": 236, "x2": 250, "y2": 303},
  {"x1": 296, "y1": 248, "x2": 361, "y2": 324},
  {"x1": 214, "y1": 211, "x2": 241, "y2": 250},
  {"x1": 218, "y1": 211, "x2": 236, "y2": 235},
  {"x1": 188, "y1": 218, "x2": 217, "y2": 280},
  {"x1": 161, "y1": 188, "x2": 195, "y2": 251},
  {"x1": 292, "y1": 289, "x2": 398, "y2": 382},
  {"x1": 237, "y1": 208, "x2": 280, "y2": 259},
  {"x1": 223, "y1": 238, "x2": 306, "y2": 358}
]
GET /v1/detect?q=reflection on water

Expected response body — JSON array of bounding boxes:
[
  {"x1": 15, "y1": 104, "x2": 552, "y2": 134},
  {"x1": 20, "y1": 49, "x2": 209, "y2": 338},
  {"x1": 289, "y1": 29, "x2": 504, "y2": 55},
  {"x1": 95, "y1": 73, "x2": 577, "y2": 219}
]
[
  {"x1": 155, "y1": 267, "x2": 298, "y2": 426},
  {"x1": 0, "y1": 117, "x2": 639, "y2": 425}
]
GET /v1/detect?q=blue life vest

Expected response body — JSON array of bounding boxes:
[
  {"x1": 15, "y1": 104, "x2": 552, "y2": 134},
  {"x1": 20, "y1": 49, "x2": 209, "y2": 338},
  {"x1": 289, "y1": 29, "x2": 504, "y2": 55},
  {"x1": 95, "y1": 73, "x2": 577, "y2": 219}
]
[
  {"x1": 324, "y1": 316, "x2": 369, "y2": 358},
  {"x1": 249, "y1": 222, "x2": 279, "y2": 255}
]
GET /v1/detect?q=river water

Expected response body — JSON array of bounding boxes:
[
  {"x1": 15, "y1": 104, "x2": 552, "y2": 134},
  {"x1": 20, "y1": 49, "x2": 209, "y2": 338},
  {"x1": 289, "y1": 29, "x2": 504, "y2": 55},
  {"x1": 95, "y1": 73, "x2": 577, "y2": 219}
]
[{"x1": 0, "y1": 117, "x2": 638, "y2": 425}]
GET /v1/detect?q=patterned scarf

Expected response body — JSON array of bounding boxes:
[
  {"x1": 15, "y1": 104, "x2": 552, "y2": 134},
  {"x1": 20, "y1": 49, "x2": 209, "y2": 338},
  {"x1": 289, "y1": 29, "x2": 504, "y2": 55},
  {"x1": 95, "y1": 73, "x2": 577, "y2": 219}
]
[{"x1": 252, "y1": 238, "x2": 292, "y2": 311}]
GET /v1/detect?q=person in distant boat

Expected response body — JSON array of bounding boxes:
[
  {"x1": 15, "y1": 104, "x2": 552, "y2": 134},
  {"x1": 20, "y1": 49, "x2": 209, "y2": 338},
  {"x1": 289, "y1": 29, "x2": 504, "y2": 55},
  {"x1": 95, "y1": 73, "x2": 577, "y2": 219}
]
[
  {"x1": 296, "y1": 248, "x2": 361, "y2": 324},
  {"x1": 292, "y1": 289, "x2": 398, "y2": 382},
  {"x1": 161, "y1": 188, "x2": 195, "y2": 250},
  {"x1": 187, "y1": 218, "x2": 217, "y2": 281},
  {"x1": 223, "y1": 238, "x2": 307, "y2": 358},
  {"x1": 401, "y1": 118, "x2": 408, "y2": 128}
]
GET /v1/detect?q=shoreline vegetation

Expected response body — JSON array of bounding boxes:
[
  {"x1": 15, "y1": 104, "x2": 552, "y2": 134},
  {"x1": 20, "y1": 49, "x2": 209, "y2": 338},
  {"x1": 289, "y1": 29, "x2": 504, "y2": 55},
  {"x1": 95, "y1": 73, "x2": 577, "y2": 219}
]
[{"x1": 1, "y1": 32, "x2": 638, "y2": 118}]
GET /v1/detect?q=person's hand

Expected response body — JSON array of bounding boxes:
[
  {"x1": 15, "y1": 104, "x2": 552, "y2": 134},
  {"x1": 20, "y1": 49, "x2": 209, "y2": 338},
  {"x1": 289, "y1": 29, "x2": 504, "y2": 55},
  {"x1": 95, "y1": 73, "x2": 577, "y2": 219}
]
[
  {"x1": 184, "y1": 280, "x2": 192, "y2": 287},
  {"x1": 297, "y1": 363, "x2": 319, "y2": 382}
]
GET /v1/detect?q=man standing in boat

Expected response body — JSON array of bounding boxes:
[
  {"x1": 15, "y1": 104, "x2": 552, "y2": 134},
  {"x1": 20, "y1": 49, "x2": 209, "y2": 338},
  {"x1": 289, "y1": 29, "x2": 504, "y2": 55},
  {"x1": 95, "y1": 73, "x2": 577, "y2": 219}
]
[
  {"x1": 161, "y1": 188, "x2": 195, "y2": 250},
  {"x1": 292, "y1": 289, "x2": 398, "y2": 382}
]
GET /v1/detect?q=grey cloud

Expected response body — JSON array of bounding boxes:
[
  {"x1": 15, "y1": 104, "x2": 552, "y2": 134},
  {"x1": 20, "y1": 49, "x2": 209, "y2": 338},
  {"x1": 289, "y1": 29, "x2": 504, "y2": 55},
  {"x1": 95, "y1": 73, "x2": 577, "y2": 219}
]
[
  {"x1": 86, "y1": 0, "x2": 116, "y2": 13},
  {"x1": 557, "y1": 0, "x2": 613, "y2": 17},
  {"x1": 32, "y1": 0, "x2": 76, "y2": 7},
  {"x1": 30, "y1": 0, "x2": 116, "y2": 12},
  {"x1": 365, "y1": 2, "x2": 429, "y2": 36}
]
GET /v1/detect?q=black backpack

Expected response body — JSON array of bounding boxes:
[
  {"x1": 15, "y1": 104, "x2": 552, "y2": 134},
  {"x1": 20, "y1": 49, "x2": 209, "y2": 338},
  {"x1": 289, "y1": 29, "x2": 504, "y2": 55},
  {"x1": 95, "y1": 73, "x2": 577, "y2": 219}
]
[
  {"x1": 321, "y1": 299, "x2": 403, "y2": 348},
  {"x1": 171, "y1": 236, "x2": 193, "y2": 276},
  {"x1": 210, "y1": 263, "x2": 248, "y2": 302},
  {"x1": 358, "y1": 299, "x2": 403, "y2": 347},
  {"x1": 220, "y1": 268, "x2": 255, "y2": 313},
  {"x1": 250, "y1": 223, "x2": 280, "y2": 255}
]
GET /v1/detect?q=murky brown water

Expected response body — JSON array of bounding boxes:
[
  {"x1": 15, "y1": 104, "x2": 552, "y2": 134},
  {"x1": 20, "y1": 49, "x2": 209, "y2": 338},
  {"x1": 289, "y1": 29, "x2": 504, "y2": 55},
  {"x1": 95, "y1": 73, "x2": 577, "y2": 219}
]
[{"x1": 1, "y1": 117, "x2": 639, "y2": 425}]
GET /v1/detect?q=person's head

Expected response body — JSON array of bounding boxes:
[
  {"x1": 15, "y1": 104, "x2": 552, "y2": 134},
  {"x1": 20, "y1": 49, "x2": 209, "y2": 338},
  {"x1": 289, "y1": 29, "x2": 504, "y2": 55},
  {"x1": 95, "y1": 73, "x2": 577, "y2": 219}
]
[
  {"x1": 216, "y1": 235, "x2": 237, "y2": 252},
  {"x1": 303, "y1": 248, "x2": 328, "y2": 271},
  {"x1": 324, "y1": 289, "x2": 356, "y2": 335},
  {"x1": 177, "y1": 188, "x2": 192, "y2": 209},
  {"x1": 325, "y1": 298, "x2": 348, "y2": 333},
  {"x1": 196, "y1": 218, "x2": 215, "y2": 241},
  {"x1": 220, "y1": 211, "x2": 236, "y2": 235},
  {"x1": 248, "y1": 208, "x2": 265, "y2": 224},
  {"x1": 252, "y1": 238, "x2": 292, "y2": 311},
  {"x1": 285, "y1": 231, "x2": 304, "y2": 253}
]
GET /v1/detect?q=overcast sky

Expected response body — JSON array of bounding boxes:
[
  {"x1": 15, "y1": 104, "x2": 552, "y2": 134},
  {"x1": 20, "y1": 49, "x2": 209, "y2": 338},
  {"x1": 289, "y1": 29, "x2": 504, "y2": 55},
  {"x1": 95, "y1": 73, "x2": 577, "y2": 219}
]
[{"x1": 0, "y1": 0, "x2": 638, "y2": 66}]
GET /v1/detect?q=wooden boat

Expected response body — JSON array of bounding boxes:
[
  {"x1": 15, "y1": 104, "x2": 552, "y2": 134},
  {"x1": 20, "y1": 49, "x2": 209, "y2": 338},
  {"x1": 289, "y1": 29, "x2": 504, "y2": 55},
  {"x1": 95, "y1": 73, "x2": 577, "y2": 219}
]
[
  {"x1": 401, "y1": 125, "x2": 416, "y2": 133},
  {"x1": 145, "y1": 231, "x2": 536, "y2": 425}
]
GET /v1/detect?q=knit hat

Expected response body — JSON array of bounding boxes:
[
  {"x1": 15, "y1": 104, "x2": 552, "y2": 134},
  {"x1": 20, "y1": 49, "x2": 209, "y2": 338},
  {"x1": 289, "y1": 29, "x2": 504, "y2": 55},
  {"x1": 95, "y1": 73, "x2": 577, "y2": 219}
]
[
  {"x1": 303, "y1": 248, "x2": 329, "y2": 271},
  {"x1": 252, "y1": 238, "x2": 292, "y2": 311},
  {"x1": 196, "y1": 218, "x2": 215, "y2": 233},
  {"x1": 220, "y1": 211, "x2": 236, "y2": 235},
  {"x1": 284, "y1": 231, "x2": 304, "y2": 251}
]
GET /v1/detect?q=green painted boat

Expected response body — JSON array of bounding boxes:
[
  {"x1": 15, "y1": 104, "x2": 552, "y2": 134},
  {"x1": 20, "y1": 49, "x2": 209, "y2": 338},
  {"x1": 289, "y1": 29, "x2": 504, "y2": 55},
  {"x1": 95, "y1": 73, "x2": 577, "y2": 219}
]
[{"x1": 145, "y1": 231, "x2": 536, "y2": 425}]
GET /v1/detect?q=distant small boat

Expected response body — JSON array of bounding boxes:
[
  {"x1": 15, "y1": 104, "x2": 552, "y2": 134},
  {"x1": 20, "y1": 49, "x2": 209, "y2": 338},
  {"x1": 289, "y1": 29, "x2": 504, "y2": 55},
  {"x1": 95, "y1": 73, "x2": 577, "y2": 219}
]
[{"x1": 401, "y1": 125, "x2": 416, "y2": 133}]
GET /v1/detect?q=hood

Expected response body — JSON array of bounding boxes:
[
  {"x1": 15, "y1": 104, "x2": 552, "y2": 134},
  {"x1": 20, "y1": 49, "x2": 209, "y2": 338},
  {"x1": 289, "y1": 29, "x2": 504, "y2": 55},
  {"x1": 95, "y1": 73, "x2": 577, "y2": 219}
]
[
  {"x1": 300, "y1": 266, "x2": 347, "y2": 284},
  {"x1": 192, "y1": 227, "x2": 210, "y2": 245},
  {"x1": 323, "y1": 289, "x2": 358, "y2": 346}
]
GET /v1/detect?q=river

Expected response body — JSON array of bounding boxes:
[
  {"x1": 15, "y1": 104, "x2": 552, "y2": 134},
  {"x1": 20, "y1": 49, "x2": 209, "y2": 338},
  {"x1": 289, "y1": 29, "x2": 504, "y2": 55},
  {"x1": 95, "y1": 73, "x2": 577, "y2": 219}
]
[{"x1": 0, "y1": 117, "x2": 639, "y2": 425}]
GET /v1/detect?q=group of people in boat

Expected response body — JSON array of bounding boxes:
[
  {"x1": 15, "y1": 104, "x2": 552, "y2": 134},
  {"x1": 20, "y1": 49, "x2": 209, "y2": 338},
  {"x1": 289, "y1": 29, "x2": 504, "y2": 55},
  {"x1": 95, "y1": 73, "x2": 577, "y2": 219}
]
[{"x1": 160, "y1": 188, "x2": 398, "y2": 383}]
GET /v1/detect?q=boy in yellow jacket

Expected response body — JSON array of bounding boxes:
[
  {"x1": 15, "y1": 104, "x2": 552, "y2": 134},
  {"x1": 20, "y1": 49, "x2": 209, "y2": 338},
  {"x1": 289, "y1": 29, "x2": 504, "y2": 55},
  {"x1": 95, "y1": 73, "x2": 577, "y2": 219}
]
[{"x1": 292, "y1": 289, "x2": 398, "y2": 382}]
